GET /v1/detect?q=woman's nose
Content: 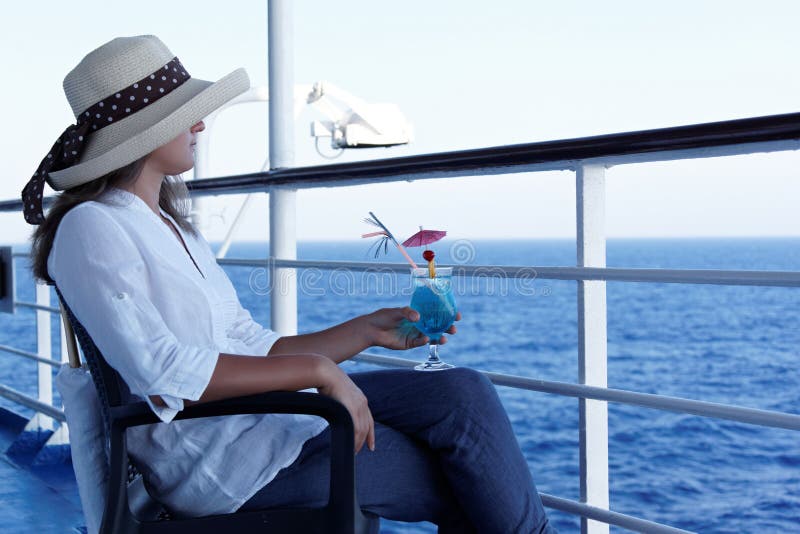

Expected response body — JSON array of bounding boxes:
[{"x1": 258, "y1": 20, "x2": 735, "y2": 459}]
[{"x1": 191, "y1": 121, "x2": 206, "y2": 133}]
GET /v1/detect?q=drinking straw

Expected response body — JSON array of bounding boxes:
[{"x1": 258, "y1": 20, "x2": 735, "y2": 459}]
[
  {"x1": 361, "y1": 231, "x2": 386, "y2": 239},
  {"x1": 365, "y1": 211, "x2": 418, "y2": 269}
]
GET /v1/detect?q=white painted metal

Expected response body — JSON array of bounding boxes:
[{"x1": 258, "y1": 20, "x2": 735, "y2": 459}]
[
  {"x1": 216, "y1": 193, "x2": 257, "y2": 259},
  {"x1": 195, "y1": 88, "x2": 264, "y2": 260},
  {"x1": 305, "y1": 81, "x2": 413, "y2": 148},
  {"x1": 216, "y1": 159, "x2": 269, "y2": 260},
  {"x1": 576, "y1": 164, "x2": 609, "y2": 534},
  {"x1": 34, "y1": 283, "x2": 54, "y2": 431},
  {"x1": 269, "y1": 190, "x2": 298, "y2": 335},
  {"x1": 268, "y1": 0, "x2": 298, "y2": 336},
  {"x1": 14, "y1": 301, "x2": 60, "y2": 312},
  {"x1": 43, "y1": 424, "x2": 70, "y2": 451},
  {"x1": 208, "y1": 84, "x2": 401, "y2": 259},
  {"x1": 194, "y1": 89, "x2": 253, "y2": 187},
  {"x1": 197, "y1": 85, "x2": 310, "y2": 261},
  {"x1": 191, "y1": 86, "x2": 271, "y2": 237},
  {"x1": 194, "y1": 86, "x2": 272, "y2": 258},
  {"x1": 0, "y1": 384, "x2": 65, "y2": 422},
  {"x1": 540, "y1": 493, "x2": 695, "y2": 534},
  {"x1": 353, "y1": 352, "x2": 800, "y2": 431},
  {"x1": 218, "y1": 257, "x2": 800, "y2": 287},
  {"x1": 0, "y1": 344, "x2": 60, "y2": 366},
  {"x1": 268, "y1": 0, "x2": 295, "y2": 169}
]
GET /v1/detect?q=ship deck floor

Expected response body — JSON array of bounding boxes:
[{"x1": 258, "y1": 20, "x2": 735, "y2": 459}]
[{"x1": 0, "y1": 408, "x2": 85, "y2": 533}]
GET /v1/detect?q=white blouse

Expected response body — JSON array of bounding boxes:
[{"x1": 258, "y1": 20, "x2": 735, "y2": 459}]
[{"x1": 48, "y1": 187, "x2": 327, "y2": 515}]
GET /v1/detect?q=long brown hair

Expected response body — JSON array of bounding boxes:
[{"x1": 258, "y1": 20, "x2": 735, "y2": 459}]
[{"x1": 30, "y1": 160, "x2": 198, "y2": 284}]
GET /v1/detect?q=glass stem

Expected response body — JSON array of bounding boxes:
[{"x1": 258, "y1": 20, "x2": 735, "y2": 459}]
[{"x1": 427, "y1": 343, "x2": 441, "y2": 364}]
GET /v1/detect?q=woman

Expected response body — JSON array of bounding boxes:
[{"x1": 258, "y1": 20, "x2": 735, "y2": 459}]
[{"x1": 25, "y1": 35, "x2": 555, "y2": 533}]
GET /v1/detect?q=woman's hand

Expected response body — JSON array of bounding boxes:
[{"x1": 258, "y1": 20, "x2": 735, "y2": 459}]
[
  {"x1": 317, "y1": 361, "x2": 375, "y2": 453},
  {"x1": 365, "y1": 307, "x2": 461, "y2": 350}
]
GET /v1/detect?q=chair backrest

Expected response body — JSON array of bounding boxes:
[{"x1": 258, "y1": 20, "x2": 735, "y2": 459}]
[{"x1": 55, "y1": 287, "x2": 135, "y2": 443}]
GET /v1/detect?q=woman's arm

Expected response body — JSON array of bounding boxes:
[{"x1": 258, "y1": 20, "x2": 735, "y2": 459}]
[
  {"x1": 268, "y1": 307, "x2": 460, "y2": 363},
  {"x1": 193, "y1": 352, "x2": 375, "y2": 452},
  {"x1": 196, "y1": 353, "x2": 332, "y2": 402},
  {"x1": 267, "y1": 317, "x2": 374, "y2": 363}
]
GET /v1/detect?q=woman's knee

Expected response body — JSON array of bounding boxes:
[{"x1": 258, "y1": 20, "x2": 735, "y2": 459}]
[
  {"x1": 438, "y1": 367, "x2": 496, "y2": 405},
  {"x1": 448, "y1": 367, "x2": 492, "y2": 388}
]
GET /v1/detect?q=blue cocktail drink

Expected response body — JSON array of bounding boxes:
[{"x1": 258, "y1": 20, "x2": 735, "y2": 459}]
[
  {"x1": 410, "y1": 276, "x2": 457, "y2": 342},
  {"x1": 410, "y1": 267, "x2": 457, "y2": 370}
]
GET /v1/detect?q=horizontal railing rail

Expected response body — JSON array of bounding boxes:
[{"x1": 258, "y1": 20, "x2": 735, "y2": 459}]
[
  {"x1": 353, "y1": 353, "x2": 800, "y2": 431},
  {"x1": 539, "y1": 494, "x2": 692, "y2": 534},
  {"x1": 0, "y1": 344, "x2": 61, "y2": 367},
  {"x1": 3, "y1": 111, "x2": 800, "y2": 212},
  {"x1": 15, "y1": 301, "x2": 61, "y2": 313},
  {"x1": 218, "y1": 258, "x2": 800, "y2": 288},
  {"x1": 0, "y1": 384, "x2": 65, "y2": 422}
]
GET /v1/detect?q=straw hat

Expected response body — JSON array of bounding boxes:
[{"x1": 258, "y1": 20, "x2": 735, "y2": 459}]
[{"x1": 22, "y1": 35, "x2": 249, "y2": 224}]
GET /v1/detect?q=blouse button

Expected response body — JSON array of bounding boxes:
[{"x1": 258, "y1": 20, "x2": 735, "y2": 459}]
[{"x1": 115, "y1": 292, "x2": 127, "y2": 300}]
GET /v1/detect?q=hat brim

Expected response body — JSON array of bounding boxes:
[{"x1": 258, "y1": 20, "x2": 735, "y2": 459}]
[{"x1": 49, "y1": 68, "x2": 250, "y2": 190}]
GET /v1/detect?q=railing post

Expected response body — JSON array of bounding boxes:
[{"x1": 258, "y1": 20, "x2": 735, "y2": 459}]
[
  {"x1": 269, "y1": 190, "x2": 297, "y2": 335},
  {"x1": 268, "y1": 0, "x2": 298, "y2": 336},
  {"x1": 35, "y1": 282, "x2": 53, "y2": 431},
  {"x1": 576, "y1": 163, "x2": 609, "y2": 534}
]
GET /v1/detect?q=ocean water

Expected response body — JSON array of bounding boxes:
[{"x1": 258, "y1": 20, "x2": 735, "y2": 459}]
[{"x1": 1, "y1": 238, "x2": 799, "y2": 533}]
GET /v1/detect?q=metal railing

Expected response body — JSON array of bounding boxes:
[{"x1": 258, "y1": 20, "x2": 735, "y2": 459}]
[{"x1": 2, "y1": 112, "x2": 800, "y2": 533}]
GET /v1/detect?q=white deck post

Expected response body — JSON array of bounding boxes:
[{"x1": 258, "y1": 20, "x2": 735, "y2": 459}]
[
  {"x1": 35, "y1": 282, "x2": 53, "y2": 431},
  {"x1": 268, "y1": 0, "x2": 298, "y2": 335},
  {"x1": 576, "y1": 163, "x2": 609, "y2": 534}
]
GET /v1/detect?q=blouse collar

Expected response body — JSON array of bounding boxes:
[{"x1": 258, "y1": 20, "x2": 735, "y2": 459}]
[
  {"x1": 103, "y1": 187, "x2": 170, "y2": 220},
  {"x1": 102, "y1": 186, "x2": 204, "y2": 278}
]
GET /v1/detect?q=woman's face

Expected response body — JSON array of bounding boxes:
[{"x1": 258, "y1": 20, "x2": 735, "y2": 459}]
[{"x1": 146, "y1": 121, "x2": 205, "y2": 176}]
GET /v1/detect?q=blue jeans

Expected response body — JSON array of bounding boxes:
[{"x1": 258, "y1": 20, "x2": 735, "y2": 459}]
[{"x1": 240, "y1": 368, "x2": 556, "y2": 533}]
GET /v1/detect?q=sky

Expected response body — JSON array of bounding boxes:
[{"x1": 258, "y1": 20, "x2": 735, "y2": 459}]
[{"x1": 1, "y1": 0, "x2": 799, "y2": 245}]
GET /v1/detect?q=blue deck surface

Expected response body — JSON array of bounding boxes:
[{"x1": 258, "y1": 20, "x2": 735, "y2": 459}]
[{"x1": 0, "y1": 408, "x2": 85, "y2": 534}]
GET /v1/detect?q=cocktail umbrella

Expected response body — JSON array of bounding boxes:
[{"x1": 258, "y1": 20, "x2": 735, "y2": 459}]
[
  {"x1": 403, "y1": 227, "x2": 446, "y2": 278},
  {"x1": 402, "y1": 228, "x2": 447, "y2": 248}
]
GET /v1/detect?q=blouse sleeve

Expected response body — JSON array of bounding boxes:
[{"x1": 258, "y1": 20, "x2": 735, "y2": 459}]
[
  {"x1": 49, "y1": 204, "x2": 219, "y2": 423},
  {"x1": 225, "y1": 300, "x2": 282, "y2": 356}
]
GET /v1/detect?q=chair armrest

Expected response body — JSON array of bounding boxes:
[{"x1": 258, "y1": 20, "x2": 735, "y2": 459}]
[
  {"x1": 109, "y1": 391, "x2": 352, "y2": 429},
  {"x1": 104, "y1": 391, "x2": 356, "y2": 534}
]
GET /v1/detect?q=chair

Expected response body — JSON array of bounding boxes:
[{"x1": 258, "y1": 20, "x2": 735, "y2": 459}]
[{"x1": 55, "y1": 287, "x2": 379, "y2": 534}]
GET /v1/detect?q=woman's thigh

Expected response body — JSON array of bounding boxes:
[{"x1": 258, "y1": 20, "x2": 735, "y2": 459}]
[
  {"x1": 350, "y1": 367, "x2": 508, "y2": 437},
  {"x1": 240, "y1": 422, "x2": 466, "y2": 526}
]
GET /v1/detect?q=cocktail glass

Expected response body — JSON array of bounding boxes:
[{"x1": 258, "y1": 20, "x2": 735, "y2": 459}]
[{"x1": 410, "y1": 267, "x2": 457, "y2": 371}]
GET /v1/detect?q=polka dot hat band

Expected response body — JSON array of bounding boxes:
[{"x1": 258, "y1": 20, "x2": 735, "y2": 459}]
[{"x1": 21, "y1": 57, "x2": 190, "y2": 225}]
